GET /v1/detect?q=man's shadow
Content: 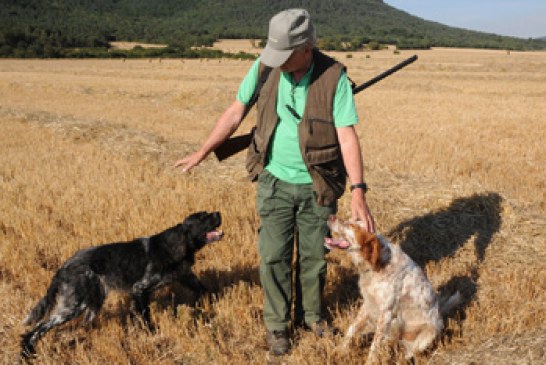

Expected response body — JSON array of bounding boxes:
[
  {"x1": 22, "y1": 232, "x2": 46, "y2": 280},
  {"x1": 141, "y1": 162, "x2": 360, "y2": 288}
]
[
  {"x1": 324, "y1": 192, "x2": 503, "y2": 322},
  {"x1": 389, "y1": 192, "x2": 503, "y2": 266}
]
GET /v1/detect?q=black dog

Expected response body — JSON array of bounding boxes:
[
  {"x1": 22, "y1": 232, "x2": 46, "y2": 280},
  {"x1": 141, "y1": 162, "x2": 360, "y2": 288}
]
[{"x1": 21, "y1": 211, "x2": 223, "y2": 358}]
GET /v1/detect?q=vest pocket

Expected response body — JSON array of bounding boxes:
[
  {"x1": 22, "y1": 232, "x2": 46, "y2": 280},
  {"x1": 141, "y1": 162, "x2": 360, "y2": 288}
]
[
  {"x1": 306, "y1": 145, "x2": 346, "y2": 204},
  {"x1": 312, "y1": 163, "x2": 346, "y2": 204},
  {"x1": 306, "y1": 118, "x2": 338, "y2": 149},
  {"x1": 305, "y1": 144, "x2": 340, "y2": 165},
  {"x1": 245, "y1": 131, "x2": 265, "y2": 181},
  {"x1": 312, "y1": 159, "x2": 345, "y2": 183}
]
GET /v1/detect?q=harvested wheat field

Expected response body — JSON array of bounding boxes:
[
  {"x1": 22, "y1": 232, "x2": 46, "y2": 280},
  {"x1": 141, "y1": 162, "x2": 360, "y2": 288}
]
[{"x1": 1, "y1": 43, "x2": 545, "y2": 364}]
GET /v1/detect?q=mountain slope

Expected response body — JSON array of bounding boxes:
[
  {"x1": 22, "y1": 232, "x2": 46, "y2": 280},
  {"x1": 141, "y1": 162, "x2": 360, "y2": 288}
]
[{"x1": 1, "y1": 0, "x2": 545, "y2": 57}]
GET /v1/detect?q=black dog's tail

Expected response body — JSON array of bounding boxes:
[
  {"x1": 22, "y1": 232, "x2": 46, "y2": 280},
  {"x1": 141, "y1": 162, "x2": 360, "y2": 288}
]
[
  {"x1": 440, "y1": 291, "x2": 462, "y2": 317},
  {"x1": 23, "y1": 274, "x2": 60, "y2": 326}
]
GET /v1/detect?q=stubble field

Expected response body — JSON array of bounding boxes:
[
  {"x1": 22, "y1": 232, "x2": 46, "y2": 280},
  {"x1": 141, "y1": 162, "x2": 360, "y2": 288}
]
[{"x1": 1, "y1": 41, "x2": 545, "y2": 364}]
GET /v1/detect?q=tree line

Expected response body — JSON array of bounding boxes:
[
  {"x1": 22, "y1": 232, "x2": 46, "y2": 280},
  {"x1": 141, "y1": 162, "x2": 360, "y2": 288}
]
[{"x1": 1, "y1": 0, "x2": 544, "y2": 58}]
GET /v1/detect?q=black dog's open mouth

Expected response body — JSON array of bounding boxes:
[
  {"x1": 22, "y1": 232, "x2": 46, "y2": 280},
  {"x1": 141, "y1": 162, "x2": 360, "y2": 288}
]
[{"x1": 206, "y1": 230, "x2": 224, "y2": 242}]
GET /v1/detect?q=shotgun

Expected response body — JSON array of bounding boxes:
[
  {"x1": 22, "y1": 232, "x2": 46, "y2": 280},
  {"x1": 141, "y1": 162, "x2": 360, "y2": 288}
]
[{"x1": 213, "y1": 54, "x2": 418, "y2": 161}]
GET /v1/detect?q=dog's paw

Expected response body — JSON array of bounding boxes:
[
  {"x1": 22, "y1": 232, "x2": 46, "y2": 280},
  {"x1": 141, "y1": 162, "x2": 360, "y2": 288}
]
[
  {"x1": 20, "y1": 345, "x2": 36, "y2": 362},
  {"x1": 20, "y1": 333, "x2": 37, "y2": 360}
]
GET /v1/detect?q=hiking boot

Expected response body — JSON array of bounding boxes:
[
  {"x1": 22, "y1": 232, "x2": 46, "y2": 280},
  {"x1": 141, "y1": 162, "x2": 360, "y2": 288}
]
[{"x1": 266, "y1": 329, "x2": 290, "y2": 356}]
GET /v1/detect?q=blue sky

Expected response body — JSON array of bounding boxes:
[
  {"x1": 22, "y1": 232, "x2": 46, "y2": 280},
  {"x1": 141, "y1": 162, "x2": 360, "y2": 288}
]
[{"x1": 385, "y1": 1, "x2": 546, "y2": 38}]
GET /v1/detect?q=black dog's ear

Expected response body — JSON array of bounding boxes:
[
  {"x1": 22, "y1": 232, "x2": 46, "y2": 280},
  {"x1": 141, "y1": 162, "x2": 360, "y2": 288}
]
[
  {"x1": 186, "y1": 220, "x2": 207, "y2": 244},
  {"x1": 161, "y1": 227, "x2": 189, "y2": 261}
]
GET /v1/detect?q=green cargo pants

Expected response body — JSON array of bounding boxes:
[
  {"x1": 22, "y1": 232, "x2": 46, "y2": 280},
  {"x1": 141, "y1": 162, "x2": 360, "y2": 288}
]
[{"x1": 256, "y1": 170, "x2": 337, "y2": 331}]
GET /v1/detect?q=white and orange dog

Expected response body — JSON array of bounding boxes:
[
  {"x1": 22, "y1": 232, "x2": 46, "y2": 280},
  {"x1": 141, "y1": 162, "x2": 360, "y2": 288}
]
[{"x1": 325, "y1": 216, "x2": 460, "y2": 362}]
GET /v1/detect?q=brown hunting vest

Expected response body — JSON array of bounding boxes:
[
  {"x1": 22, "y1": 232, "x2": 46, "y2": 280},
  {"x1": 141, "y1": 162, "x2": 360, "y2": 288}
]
[{"x1": 246, "y1": 50, "x2": 347, "y2": 206}]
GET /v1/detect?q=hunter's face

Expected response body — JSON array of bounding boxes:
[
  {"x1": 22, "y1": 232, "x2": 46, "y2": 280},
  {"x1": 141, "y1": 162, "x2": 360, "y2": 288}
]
[{"x1": 280, "y1": 45, "x2": 312, "y2": 73}]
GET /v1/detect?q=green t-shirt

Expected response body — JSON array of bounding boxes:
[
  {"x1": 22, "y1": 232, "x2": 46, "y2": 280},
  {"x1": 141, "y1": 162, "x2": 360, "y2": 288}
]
[{"x1": 237, "y1": 58, "x2": 358, "y2": 184}]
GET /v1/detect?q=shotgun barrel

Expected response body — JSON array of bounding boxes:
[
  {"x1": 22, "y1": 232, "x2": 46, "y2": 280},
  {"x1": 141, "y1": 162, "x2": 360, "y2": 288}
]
[
  {"x1": 351, "y1": 54, "x2": 417, "y2": 94},
  {"x1": 213, "y1": 54, "x2": 418, "y2": 162}
]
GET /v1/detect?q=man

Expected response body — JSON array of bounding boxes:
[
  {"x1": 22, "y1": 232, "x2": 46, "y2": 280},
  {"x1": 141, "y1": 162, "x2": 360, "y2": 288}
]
[{"x1": 175, "y1": 8, "x2": 375, "y2": 356}]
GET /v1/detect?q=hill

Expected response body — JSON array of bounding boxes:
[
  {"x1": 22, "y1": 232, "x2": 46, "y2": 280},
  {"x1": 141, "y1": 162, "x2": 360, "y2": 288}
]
[{"x1": 1, "y1": 0, "x2": 545, "y2": 58}]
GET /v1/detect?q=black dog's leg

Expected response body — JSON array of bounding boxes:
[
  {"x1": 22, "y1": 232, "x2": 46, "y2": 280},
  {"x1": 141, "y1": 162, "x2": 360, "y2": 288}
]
[
  {"x1": 131, "y1": 269, "x2": 162, "y2": 333},
  {"x1": 131, "y1": 290, "x2": 155, "y2": 333},
  {"x1": 21, "y1": 305, "x2": 85, "y2": 359},
  {"x1": 21, "y1": 272, "x2": 100, "y2": 360},
  {"x1": 181, "y1": 272, "x2": 208, "y2": 301},
  {"x1": 83, "y1": 274, "x2": 107, "y2": 325},
  {"x1": 20, "y1": 332, "x2": 37, "y2": 360}
]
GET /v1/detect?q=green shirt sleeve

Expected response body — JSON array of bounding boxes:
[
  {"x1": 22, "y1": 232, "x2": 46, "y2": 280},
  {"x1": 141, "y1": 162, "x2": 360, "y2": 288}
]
[
  {"x1": 333, "y1": 70, "x2": 359, "y2": 127},
  {"x1": 236, "y1": 59, "x2": 261, "y2": 105}
]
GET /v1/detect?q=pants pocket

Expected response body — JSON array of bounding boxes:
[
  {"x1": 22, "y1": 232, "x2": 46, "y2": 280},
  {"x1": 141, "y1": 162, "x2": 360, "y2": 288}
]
[{"x1": 256, "y1": 170, "x2": 277, "y2": 216}]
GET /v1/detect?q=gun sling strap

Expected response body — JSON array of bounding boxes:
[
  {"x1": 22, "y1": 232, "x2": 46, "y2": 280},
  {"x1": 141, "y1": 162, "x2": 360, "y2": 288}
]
[{"x1": 242, "y1": 65, "x2": 272, "y2": 120}]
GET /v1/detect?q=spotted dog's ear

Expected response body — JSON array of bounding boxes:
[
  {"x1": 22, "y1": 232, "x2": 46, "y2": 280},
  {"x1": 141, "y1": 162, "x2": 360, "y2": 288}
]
[{"x1": 357, "y1": 229, "x2": 383, "y2": 272}]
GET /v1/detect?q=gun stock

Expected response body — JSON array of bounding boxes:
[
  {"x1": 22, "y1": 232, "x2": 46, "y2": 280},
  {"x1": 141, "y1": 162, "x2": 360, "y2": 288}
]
[
  {"x1": 213, "y1": 129, "x2": 254, "y2": 162},
  {"x1": 214, "y1": 55, "x2": 418, "y2": 161}
]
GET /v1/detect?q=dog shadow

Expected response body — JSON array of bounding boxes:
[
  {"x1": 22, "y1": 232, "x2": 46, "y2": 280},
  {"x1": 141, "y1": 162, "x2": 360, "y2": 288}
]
[
  {"x1": 389, "y1": 192, "x2": 503, "y2": 323},
  {"x1": 325, "y1": 192, "x2": 503, "y2": 326},
  {"x1": 153, "y1": 264, "x2": 261, "y2": 315},
  {"x1": 199, "y1": 264, "x2": 261, "y2": 294}
]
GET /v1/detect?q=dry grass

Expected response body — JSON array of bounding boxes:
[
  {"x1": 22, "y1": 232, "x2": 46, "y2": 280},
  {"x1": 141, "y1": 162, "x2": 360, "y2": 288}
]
[
  {"x1": 1, "y1": 43, "x2": 545, "y2": 364},
  {"x1": 110, "y1": 42, "x2": 168, "y2": 50}
]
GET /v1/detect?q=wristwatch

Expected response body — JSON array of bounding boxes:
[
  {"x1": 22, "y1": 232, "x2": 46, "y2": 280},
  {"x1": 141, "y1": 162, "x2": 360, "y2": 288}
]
[{"x1": 350, "y1": 182, "x2": 368, "y2": 193}]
